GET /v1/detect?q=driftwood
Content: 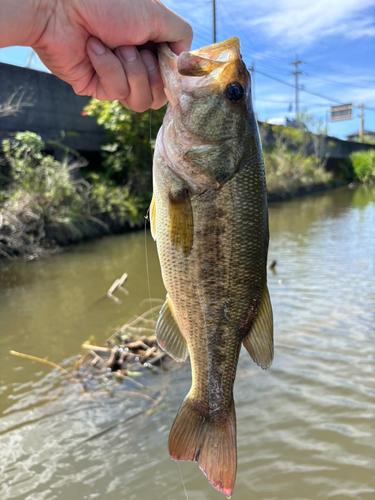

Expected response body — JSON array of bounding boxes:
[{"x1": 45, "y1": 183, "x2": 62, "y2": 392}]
[
  {"x1": 75, "y1": 332, "x2": 170, "y2": 384},
  {"x1": 72, "y1": 298, "x2": 183, "y2": 395},
  {"x1": 9, "y1": 295, "x2": 179, "y2": 416},
  {"x1": 9, "y1": 349, "x2": 85, "y2": 392}
]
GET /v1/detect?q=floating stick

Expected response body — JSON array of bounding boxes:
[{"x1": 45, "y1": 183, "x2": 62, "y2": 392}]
[{"x1": 9, "y1": 350, "x2": 85, "y2": 392}]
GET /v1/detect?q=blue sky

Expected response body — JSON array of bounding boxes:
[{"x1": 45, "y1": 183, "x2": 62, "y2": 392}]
[{"x1": 1, "y1": 0, "x2": 374, "y2": 140}]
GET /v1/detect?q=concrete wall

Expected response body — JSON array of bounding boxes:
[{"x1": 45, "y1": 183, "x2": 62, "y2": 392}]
[
  {"x1": 259, "y1": 122, "x2": 375, "y2": 161},
  {"x1": 0, "y1": 63, "x2": 108, "y2": 154},
  {"x1": 327, "y1": 135, "x2": 375, "y2": 159}
]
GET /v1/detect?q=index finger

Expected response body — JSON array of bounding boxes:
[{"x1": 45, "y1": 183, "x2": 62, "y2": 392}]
[{"x1": 151, "y1": 2, "x2": 193, "y2": 55}]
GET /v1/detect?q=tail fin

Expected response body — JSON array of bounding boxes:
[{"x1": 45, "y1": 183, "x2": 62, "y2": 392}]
[{"x1": 168, "y1": 396, "x2": 237, "y2": 498}]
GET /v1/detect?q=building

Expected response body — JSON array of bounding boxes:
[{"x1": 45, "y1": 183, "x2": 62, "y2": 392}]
[{"x1": 346, "y1": 130, "x2": 375, "y2": 142}]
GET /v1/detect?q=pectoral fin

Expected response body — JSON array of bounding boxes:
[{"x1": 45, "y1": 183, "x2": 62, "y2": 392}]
[
  {"x1": 243, "y1": 285, "x2": 274, "y2": 369},
  {"x1": 169, "y1": 188, "x2": 193, "y2": 254},
  {"x1": 149, "y1": 195, "x2": 157, "y2": 241},
  {"x1": 156, "y1": 295, "x2": 189, "y2": 362}
]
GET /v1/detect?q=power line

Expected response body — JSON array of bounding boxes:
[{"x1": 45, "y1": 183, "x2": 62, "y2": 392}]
[
  {"x1": 303, "y1": 61, "x2": 375, "y2": 84},
  {"x1": 303, "y1": 72, "x2": 375, "y2": 91},
  {"x1": 254, "y1": 98, "x2": 331, "y2": 107},
  {"x1": 253, "y1": 67, "x2": 342, "y2": 104},
  {"x1": 186, "y1": 17, "x2": 375, "y2": 115},
  {"x1": 253, "y1": 67, "x2": 375, "y2": 112}
]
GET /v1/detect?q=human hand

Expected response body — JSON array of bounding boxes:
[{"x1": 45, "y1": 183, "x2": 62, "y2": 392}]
[{"x1": 9, "y1": 0, "x2": 193, "y2": 112}]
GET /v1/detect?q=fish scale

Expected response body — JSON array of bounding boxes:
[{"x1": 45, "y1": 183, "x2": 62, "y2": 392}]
[{"x1": 150, "y1": 37, "x2": 273, "y2": 498}]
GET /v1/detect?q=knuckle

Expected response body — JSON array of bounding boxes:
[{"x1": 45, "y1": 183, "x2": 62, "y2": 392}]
[
  {"x1": 135, "y1": 105, "x2": 150, "y2": 114},
  {"x1": 118, "y1": 88, "x2": 131, "y2": 101},
  {"x1": 133, "y1": 101, "x2": 151, "y2": 113},
  {"x1": 151, "y1": 98, "x2": 167, "y2": 110},
  {"x1": 73, "y1": 86, "x2": 90, "y2": 97}
]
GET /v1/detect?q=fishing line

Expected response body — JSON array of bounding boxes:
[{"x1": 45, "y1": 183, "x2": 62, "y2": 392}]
[
  {"x1": 160, "y1": 356, "x2": 190, "y2": 500},
  {"x1": 144, "y1": 214, "x2": 153, "y2": 314},
  {"x1": 144, "y1": 109, "x2": 153, "y2": 314},
  {"x1": 145, "y1": 108, "x2": 189, "y2": 500}
]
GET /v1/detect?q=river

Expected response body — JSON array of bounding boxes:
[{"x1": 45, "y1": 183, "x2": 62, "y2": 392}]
[{"x1": 0, "y1": 185, "x2": 374, "y2": 500}]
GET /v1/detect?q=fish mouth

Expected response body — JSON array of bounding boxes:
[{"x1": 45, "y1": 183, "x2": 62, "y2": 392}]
[
  {"x1": 159, "y1": 37, "x2": 240, "y2": 78},
  {"x1": 158, "y1": 37, "x2": 244, "y2": 104}
]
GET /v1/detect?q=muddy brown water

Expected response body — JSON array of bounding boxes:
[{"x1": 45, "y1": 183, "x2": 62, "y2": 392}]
[{"x1": 0, "y1": 186, "x2": 374, "y2": 500}]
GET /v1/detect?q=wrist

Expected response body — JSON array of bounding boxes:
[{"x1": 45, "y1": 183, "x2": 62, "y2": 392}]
[{"x1": 0, "y1": 0, "x2": 56, "y2": 48}]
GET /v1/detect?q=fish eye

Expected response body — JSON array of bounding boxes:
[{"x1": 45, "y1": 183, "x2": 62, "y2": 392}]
[{"x1": 225, "y1": 82, "x2": 245, "y2": 103}]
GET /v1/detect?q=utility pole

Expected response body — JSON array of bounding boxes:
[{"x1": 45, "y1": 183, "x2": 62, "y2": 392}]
[
  {"x1": 359, "y1": 103, "x2": 364, "y2": 138},
  {"x1": 213, "y1": 0, "x2": 217, "y2": 43},
  {"x1": 290, "y1": 54, "x2": 304, "y2": 121}
]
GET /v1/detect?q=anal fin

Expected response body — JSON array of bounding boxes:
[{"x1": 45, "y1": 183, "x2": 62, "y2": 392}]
[
  {"x1": 155, "y1": 295, "x2": 188, "y2": 362},
  {"x1": 243, "y1": 285, "x2": 274, "y2": 369}
]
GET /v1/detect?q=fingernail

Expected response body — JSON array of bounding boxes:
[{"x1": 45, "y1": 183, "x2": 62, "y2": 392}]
[
  {"x1": 89, "y1": 38, "x2": 106, "y2": 56},
  {"x1": 140, "y1": 50, "x2": 158, "y2": 72},
  {"x1": 119, "y1": 46, "x2": 137, "y2": 62}
]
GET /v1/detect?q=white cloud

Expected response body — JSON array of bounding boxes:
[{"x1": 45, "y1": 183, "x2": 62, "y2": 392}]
[
  {"x1": 244, "y1": 0, "x2": 375, "y2": 46},
  {"x1": 165, "y1": 0, "x2": 375, "y2": 51}
]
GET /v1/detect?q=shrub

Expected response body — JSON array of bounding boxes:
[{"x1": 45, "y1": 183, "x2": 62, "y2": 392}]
[
  {"x1": 264, "y1": 143, "x2": 332, "y2": 196},
  {"x1": 263, "y1": 120, "x2": 332, "y2": 196},
  {"x1": 350, "y1": 149, "x2": 375, "y2": 183},
  {"x1": 0, "y1": 131, "x2": 143, "y2": 260},
  {"x1": 0, "y1": 132, "x2": 89, "y2": 259}
]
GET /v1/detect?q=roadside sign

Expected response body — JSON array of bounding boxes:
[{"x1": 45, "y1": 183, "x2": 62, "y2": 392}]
[{"x1": 330, "y1": 104, "x2": 352, "y2": 121}]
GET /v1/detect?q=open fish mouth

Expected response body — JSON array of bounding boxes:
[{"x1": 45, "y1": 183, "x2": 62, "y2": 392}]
[
  {"x1": 158, "y1": 37, "x2": 247, "y2": 103},
  {"x1": 159, "y1": 37, "x2": 240, "y2": 68}
]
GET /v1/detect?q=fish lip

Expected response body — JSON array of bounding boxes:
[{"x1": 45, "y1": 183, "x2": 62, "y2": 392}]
[
  {"x1": 158, "y1": 37, "x2": 241, "y2": 76},
  {"x1": 158, "y1": 42, "x2": 178, "y2": 61},
  {"x1": 188, "y1": 36, "x2": 240, "y2": 60}
]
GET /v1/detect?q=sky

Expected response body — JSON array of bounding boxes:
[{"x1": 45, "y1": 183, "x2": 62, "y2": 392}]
[{"x1": 1, "y1": 0, "x2": 374, "y2": 140}]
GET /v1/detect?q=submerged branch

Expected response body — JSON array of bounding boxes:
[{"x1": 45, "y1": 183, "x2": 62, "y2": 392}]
[{"x1": 9, "y1": 350, "x2": 85, "y2": 392}]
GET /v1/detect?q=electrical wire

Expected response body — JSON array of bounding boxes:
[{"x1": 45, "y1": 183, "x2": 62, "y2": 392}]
[{"x1": 183, "y1": 2, "x2": 375, "y2": 116}]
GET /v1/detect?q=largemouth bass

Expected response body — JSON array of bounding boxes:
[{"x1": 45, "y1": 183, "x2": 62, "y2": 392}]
[{"x1": 150, "y1": 37, "x2": 273, "y2": 498}]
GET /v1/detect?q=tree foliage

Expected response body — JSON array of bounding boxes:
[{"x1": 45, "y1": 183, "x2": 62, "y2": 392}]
[{"x1": 83, "y1": 100, "x2": 165, "y2": 205}]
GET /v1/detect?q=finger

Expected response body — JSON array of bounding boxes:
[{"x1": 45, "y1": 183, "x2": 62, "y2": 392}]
[
  {"x1": 115, "y1": 45, "x2": 153, "y2": 113},
  {"x1": 139, "y1": 50, "x2": 167, "y2": 110},
  {"x1": 86, "y1": 37, "x2": 130, "y2": 101},
  {"x1": 151, "y1": 2, "x2": 193, "y2": 55}
]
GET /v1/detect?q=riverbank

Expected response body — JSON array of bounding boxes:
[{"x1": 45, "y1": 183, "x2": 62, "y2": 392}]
[
  {"x1": 0, "y1": 125, "x2": 354, "y2": 263},
  {"x1": 0, "y1": 181, "x2": 346, "y2": 263},
  {"x1": 266, "y1": 180, "x2": 346, "y2": 202}
]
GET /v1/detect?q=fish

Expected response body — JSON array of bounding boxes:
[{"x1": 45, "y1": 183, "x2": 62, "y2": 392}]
[{"x1": 149, "y1": 37, "x2": 274, "y2": 498}]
